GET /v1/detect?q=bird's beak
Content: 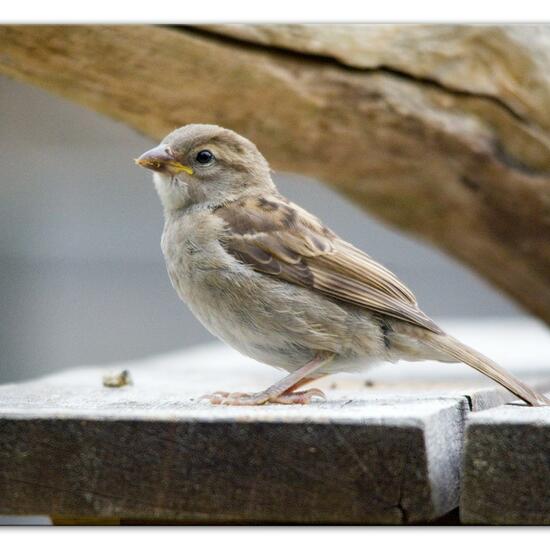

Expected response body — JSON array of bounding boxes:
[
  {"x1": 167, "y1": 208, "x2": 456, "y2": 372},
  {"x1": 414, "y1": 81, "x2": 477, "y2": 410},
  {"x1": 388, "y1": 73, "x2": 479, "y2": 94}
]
[{"x1": 134, "y1": 144, "x2": 194, "y2": 175}]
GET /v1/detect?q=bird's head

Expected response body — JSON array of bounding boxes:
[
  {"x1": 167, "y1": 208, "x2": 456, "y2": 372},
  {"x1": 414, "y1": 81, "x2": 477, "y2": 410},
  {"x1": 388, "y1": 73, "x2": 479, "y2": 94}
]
[{"x1": 136, "y1": 124, "x2": 274, "y2": 211}]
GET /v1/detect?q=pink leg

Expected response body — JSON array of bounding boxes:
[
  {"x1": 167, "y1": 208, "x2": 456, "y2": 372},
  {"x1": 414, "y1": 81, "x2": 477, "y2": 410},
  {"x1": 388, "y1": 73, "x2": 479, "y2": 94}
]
[{"x1": 201, "y1": 352, "x2": 334, "y2": 406}]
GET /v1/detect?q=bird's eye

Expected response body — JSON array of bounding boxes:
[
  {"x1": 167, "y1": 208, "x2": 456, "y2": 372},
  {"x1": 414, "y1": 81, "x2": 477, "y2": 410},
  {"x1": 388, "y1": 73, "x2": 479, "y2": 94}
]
[{"x1": 195, "y1": 150, "x2": 215, "y2": 165}]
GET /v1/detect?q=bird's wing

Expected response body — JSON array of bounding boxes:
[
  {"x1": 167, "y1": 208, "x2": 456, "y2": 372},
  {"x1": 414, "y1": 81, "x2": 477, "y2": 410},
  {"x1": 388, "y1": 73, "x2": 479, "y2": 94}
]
[{"x1": 215, "y1": 195, "x2": 441, "y2": 333}]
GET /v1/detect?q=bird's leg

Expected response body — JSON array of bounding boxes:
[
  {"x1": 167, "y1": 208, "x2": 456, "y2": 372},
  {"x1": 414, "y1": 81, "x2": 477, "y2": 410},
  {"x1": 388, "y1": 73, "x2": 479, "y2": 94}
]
[{"x1": 201, "y1": 351, "x2": 334, "y2": 406}]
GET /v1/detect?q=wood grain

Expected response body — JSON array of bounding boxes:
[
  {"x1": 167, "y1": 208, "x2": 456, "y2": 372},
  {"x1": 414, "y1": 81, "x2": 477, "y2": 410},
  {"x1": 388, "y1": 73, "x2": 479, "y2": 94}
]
[
  {"x1": 1, "y1": 341, "x2": 550, "y2": 524},
  {"x1": 462, "y1": 405, "x2": 550, "y2": 524}
]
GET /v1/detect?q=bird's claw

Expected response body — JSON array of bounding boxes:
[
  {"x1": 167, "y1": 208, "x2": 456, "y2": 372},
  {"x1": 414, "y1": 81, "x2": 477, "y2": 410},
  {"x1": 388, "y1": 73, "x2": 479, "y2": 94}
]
[
  {"x1": 273, "y1": 388, "x2": 326, "y2": 404},
  {"x1": 199, "y1": 391, "x2": 270, "y2": 406},
  {"x1": 199, "y1": 388, "x2": 326, "y2": 406}
]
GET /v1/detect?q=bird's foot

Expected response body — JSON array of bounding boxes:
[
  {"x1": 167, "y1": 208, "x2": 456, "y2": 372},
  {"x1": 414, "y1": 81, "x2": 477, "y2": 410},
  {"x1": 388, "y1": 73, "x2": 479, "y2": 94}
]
[
  {"x1": 271, "y1": 388, "x2": 326, "y2": 404},
  {"x1": 200, "y1": 391, "x2": 269, "y2": 406},
  {"x1": 200, "y1": 388, "x2": 326, "y2": 406}
]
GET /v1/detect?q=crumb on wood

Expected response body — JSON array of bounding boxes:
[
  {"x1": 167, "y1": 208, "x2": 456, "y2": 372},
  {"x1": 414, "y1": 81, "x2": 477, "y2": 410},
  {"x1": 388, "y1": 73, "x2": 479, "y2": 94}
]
[{"x1": 102, "y1": 369, "x2": 133, "y2": 388}]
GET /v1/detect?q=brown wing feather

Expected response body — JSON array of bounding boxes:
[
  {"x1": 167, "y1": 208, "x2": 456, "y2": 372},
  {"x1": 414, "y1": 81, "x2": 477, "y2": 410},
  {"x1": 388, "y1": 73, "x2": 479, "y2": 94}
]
[{"x1": 215, "y1": 195, "x2": 441, "y2": 333}]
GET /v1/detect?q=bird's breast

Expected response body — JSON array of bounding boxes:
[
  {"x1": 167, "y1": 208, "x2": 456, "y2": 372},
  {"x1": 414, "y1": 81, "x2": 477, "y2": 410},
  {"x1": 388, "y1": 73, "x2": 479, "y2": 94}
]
[
  {"x1": 159, "y1": 210, "x2": 385, "y2": 371},
  {"x1": 161, "y1": 212, "x2": 230, "y2": 299}
]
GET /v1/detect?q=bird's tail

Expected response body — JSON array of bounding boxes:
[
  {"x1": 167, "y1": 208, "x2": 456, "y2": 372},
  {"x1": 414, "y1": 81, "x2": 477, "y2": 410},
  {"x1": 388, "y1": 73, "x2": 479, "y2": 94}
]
[{"x1": 423, "y1": 332, "x2": 550, "y2": 407}]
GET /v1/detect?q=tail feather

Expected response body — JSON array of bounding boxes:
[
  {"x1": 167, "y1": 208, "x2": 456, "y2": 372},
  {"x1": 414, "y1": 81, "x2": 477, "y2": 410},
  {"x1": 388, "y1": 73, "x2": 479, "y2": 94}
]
[{"x1": 424, "y1": 333, "x2": 550, "y2": 407}]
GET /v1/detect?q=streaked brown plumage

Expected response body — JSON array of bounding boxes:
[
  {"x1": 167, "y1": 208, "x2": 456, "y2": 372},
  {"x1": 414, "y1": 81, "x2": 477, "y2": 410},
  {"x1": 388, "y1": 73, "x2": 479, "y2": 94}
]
[
  {"x1": 215, "y1": 195, "x2": 439, "y2": 333},
  {"x1": 136, "y1": 123, "x2": 549, "y2": 407}
]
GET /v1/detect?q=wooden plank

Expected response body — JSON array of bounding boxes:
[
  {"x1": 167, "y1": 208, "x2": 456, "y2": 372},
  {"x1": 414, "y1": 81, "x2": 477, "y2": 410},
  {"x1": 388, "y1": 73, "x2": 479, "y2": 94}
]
[
  {"x1": 0, "y1": 400, "x2": 461, "y2": 524},
  {"x1": 461, "y1": 405, "x2": 550, "y2": 524},
  {"x1": 1, "y1": 338, "x2": 549, "y2": 524}
]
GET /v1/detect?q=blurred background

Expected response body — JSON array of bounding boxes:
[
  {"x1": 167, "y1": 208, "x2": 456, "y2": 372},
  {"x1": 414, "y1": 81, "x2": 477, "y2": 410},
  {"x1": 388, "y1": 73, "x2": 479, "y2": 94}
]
[{"x1": 0, "y1": 74, "x2": 526, "y2": 384}]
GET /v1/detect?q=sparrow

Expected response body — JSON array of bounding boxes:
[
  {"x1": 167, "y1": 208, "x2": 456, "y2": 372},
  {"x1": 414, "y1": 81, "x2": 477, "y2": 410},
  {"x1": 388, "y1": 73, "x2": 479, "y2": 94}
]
[{"x1": 136, "y1": 124, "x2": 549, "y2": 407}]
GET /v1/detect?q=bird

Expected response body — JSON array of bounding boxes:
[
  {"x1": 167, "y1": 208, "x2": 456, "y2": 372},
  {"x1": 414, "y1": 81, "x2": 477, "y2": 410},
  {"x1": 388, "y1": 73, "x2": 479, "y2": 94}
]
[{"x1": 136, "y1": 123, "x2": 549, "y2": 407}]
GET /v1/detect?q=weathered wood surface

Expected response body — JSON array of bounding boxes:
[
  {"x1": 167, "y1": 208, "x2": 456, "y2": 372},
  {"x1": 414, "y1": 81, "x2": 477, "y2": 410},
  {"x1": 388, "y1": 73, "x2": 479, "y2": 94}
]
[
  {"x1": 461, "y1": 405, "x2": 550, "y2": 525},
  {"x1": 456, "y1": 318, "x2": 550, "y2": 525},
  {"x1": 0, "y1": 25, "x2": 550, "y2": 323},
  {"x1": 0, "y1": 393, "x2": 462, "y2": 524},
  {"x1": 1, "y1": 320, "x2": 550, "y2": 524}
]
